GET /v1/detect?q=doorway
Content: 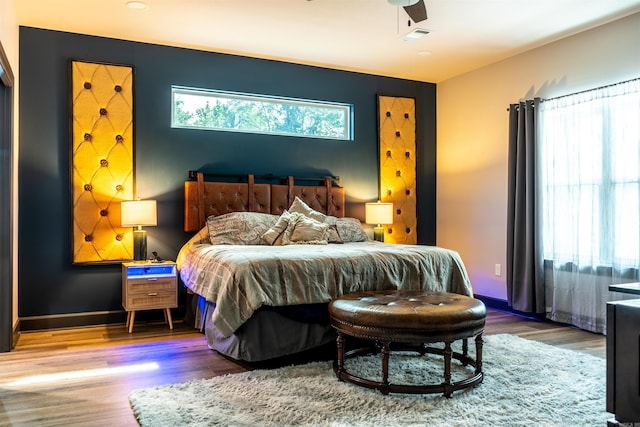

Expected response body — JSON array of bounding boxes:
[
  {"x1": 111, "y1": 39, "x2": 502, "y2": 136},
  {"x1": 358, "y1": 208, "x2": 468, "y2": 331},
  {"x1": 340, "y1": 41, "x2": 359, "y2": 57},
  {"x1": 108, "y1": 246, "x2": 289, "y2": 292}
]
[{"x1": 0, "y1": 41, "x2": 14, "y2": 352}]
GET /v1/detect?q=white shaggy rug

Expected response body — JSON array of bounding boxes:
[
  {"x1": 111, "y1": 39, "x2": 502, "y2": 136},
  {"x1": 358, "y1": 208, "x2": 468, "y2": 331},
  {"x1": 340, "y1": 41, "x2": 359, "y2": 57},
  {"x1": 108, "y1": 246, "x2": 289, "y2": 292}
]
[{"x1": 129, "y1": 334, "x2": 607, "y2": 426}]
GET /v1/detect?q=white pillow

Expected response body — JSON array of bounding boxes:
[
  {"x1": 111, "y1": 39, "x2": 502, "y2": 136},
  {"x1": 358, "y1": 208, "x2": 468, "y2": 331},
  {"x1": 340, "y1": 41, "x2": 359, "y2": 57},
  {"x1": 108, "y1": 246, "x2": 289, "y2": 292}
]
[
  {"x1": 261, "y1": 210, "x2": 292, "y2": 245},
  {"x1": 281, "y1": 212, "x2": 330, "y2": 245},
  {"x1": 288, "y1": 197, "x2": 342, "y2": 243},
  {"x1": 289, "y1": 196, "x2": 328, "y2": 222}
]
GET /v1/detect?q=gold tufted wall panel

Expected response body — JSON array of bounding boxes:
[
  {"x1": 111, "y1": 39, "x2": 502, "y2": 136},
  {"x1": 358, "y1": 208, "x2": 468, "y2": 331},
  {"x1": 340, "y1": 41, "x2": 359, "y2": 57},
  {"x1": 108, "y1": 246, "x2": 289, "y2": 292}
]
[
  {"x1": 378, "y1": 95, "x2": 417, "y2": 245},
  {"x1": 71, "y1": 61, "x2": 134, "y2": 263}
]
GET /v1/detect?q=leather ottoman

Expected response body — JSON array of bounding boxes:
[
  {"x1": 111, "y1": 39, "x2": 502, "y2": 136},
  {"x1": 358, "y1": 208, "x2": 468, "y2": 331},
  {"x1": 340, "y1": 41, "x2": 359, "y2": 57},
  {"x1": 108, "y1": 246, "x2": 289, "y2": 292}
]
[{"x1": 328, "y1": 290, "x2": 486, "y2": 396}]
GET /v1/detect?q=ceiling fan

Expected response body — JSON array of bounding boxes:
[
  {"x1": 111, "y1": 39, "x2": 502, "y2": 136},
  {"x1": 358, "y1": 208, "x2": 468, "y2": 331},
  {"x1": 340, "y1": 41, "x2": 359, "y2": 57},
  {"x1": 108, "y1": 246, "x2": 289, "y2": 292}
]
[{"x1": 388, "y1": 0, "x2": 428, "y2": 23}]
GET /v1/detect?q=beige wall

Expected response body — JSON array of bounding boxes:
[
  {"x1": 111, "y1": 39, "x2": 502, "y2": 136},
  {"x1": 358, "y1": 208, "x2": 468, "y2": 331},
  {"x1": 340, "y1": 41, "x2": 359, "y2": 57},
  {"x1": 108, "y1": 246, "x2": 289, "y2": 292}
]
[
  {"x1": 0, "y1": 0, "x2": 17, "y2": 57},
  {"x1": 0, "y1": 0, "x2": 18, "y2": 329},
  {"x1": 437, "y1": 12, "x2": 640, "y2": 300}
]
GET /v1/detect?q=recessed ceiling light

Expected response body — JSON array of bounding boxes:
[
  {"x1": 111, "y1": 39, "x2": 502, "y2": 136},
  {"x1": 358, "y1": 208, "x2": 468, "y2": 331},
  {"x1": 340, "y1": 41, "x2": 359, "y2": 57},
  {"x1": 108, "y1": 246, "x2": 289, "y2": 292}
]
[
  {"x1": 126, "y1": 1, "x2": 147, "y2": 10},
  {"x1": 417, "y1": 50, "x2": 432, "y2": 56}
]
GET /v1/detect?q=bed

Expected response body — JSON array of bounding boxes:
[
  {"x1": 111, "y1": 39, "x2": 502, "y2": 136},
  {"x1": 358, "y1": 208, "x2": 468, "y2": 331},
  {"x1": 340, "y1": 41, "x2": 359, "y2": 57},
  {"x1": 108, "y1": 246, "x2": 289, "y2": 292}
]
[{"x1": 177, "y1": 171, "x2": 473, "y2": 362}]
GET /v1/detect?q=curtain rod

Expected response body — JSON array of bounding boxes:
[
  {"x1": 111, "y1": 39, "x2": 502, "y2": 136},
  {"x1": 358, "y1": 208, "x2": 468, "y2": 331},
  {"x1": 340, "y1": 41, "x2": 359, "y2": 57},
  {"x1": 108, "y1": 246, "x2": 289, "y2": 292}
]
[
  {"x1": 507, "y1": 76, "x2": 639, "y2": 111},
  {"x1": 543, "y1": 76, "x2": 639, "y2": 103}
]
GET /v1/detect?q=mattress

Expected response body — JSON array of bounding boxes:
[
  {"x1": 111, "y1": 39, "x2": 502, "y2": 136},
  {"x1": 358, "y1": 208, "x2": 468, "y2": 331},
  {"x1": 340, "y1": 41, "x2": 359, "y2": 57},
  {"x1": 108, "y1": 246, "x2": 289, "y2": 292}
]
[{"x1": 179, "y1": 241, "x2": 473, "y2": 338}]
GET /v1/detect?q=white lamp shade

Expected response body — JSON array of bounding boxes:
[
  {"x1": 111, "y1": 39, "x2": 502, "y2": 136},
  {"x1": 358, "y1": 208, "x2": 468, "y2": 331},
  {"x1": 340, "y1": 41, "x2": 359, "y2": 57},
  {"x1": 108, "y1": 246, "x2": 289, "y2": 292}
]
[
  {"x1": 121, "y1": 200, "x2": 157, "y2": 227},
  {"x1": 365, "y1": 202, "x2": 394, "y2": 225}
]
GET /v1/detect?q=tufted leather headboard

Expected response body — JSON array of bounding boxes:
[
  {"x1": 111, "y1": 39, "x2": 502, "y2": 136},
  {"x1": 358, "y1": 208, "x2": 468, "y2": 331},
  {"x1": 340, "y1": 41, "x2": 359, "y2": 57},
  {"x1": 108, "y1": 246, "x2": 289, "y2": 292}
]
[{"x1": 184, "y1": 171, "x2": 345, "y2": 231}]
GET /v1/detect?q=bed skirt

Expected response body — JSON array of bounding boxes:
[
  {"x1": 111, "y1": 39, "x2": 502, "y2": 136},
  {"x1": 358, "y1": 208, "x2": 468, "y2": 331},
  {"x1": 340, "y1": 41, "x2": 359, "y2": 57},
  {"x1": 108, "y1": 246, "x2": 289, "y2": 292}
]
[{"x1": 190, "y1": 294, "x2": 336, "y2": 362}]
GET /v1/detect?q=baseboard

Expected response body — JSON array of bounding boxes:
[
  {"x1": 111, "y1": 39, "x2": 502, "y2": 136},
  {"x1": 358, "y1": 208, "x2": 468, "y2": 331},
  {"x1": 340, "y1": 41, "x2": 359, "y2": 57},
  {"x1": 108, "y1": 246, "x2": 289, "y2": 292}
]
[
  {"x1": 474, "y1": 294, "x2": 546, "y2": 321},
  {"x1": 19, "y1": 311, "x2": 127, "y2": 331},
  {"x1": 475, "y1": 294, "x2": 510, "y2": 311},
  {"x1": 19, "y1": 307, "x2": 187, "y2": 332}
]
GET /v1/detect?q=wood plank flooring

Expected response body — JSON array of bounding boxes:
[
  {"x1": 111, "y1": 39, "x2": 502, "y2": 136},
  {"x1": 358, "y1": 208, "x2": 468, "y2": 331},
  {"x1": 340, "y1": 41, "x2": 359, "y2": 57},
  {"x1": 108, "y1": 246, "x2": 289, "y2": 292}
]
[{"x1": 0, "y1": 310, "x2": 605, "y2": 427}]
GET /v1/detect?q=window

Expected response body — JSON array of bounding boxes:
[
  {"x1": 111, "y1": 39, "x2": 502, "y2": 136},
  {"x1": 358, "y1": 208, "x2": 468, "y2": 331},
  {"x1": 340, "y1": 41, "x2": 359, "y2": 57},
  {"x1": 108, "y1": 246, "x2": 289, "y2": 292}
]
[
  {"x1": 539, "y1": 78, "x2": 640, "y2": 268},
  {"x1": 171, "y1": 86, "x2": 353, "y2": 141}
]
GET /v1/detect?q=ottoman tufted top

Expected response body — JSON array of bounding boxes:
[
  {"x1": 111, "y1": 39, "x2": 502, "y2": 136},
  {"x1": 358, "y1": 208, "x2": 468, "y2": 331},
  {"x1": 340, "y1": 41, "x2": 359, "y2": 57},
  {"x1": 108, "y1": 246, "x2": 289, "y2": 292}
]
[{"x1": 329, "y1": 290, "x2": 486, "y2": 339}]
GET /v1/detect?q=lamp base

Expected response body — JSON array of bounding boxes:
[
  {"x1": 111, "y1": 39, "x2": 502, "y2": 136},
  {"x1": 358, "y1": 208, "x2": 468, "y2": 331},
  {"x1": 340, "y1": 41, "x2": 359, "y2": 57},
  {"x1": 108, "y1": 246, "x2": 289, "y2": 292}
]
[
  {"x1": 373, "y1": 226, "x2": 385, "y2": 242},
  {"x1": 133, "y1": 229, "x2": 147, "y2": 261}
]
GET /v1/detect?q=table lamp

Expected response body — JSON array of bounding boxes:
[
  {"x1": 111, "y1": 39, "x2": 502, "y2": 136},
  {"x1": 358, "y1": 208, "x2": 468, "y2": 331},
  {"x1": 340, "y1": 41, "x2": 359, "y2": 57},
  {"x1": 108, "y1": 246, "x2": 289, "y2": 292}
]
[
  {"x1": 365, "y1": 202, "x2": 393, "y2": 242},
  {"x1": 121, "y1": 199, "x2": 157, "y2": 261}
]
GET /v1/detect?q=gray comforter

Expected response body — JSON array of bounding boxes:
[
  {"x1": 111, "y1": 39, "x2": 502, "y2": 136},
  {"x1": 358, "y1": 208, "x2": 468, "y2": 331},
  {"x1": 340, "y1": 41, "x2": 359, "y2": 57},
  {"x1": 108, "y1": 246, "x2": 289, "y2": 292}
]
[{"x1": 178, "y1": 241, "x2": 473, "y2": 338}]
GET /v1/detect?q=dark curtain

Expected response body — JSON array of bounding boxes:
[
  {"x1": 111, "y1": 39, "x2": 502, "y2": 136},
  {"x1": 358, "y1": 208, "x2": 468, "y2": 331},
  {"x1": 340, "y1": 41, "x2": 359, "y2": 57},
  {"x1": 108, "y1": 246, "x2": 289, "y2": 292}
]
[{"x1": 506, "y1": 99, "x2": 545, "y2": 313}]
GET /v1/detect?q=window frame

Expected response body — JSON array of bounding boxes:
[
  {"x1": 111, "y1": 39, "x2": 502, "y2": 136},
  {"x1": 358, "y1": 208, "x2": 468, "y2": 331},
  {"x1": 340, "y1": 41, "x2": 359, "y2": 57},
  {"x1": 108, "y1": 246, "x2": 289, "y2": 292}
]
[{"x1": 171, "y1": 86, "x2": 354, "y2": 141}]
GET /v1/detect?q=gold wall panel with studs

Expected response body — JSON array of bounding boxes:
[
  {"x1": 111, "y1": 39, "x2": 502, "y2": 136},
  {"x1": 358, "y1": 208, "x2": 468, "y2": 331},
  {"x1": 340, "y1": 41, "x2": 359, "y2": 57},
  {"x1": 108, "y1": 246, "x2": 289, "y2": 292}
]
[
  {"x1": 378, "y1": 95, "x2": 417, "y2": 245},
  {"x1": 71, "y1": 61, "x2": 134, "y2": 263}
]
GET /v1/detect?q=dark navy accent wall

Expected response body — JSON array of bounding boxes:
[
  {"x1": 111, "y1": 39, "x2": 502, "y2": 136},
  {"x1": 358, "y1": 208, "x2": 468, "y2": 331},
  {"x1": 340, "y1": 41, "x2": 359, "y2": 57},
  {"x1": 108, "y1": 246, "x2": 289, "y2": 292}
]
[{"x1": 18, "y1": 26, "x2": 436, "y2": 318}]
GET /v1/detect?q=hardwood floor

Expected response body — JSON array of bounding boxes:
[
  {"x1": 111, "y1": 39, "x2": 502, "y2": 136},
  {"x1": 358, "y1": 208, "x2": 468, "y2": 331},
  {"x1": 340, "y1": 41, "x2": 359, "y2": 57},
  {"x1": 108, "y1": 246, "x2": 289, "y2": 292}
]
[{"x1": 0, "y1": 310, "x2": 605, "y2": 427}]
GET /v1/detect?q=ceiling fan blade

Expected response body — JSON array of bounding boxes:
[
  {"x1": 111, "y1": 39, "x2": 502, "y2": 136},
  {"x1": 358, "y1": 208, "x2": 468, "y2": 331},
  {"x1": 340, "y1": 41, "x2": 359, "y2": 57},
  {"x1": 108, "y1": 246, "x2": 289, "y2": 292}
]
[{"x1": 403, "y1": 0, "x2": 427, "y2": 23}]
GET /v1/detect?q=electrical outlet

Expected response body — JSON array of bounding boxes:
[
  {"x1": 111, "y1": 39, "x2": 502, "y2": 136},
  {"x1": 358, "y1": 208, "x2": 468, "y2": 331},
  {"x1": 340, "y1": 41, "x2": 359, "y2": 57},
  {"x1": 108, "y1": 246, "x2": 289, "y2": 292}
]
[{"x1": 494, "y1": 264, "x2": 502, "y2": 276}]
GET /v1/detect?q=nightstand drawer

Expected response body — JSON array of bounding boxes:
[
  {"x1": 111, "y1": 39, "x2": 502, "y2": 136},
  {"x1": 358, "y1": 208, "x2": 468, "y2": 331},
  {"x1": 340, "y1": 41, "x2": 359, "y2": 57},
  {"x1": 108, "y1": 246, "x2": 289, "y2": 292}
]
[
  {"x1": 126, "y1": 278, "x2": 175, "y2": 294},
  {"x1": 125, "y1": 291, "x2": 177, "y2": 310}
]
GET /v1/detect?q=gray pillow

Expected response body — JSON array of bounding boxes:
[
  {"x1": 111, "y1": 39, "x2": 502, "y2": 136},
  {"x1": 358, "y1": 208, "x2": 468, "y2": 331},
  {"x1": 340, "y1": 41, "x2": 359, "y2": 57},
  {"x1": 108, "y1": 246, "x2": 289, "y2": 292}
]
[
  {"x1": 207, "y1": 212, "x2": 278, "y2": 245},
  {"x1": 335, "y1": 217, "x2": 369, "y2": 242}
]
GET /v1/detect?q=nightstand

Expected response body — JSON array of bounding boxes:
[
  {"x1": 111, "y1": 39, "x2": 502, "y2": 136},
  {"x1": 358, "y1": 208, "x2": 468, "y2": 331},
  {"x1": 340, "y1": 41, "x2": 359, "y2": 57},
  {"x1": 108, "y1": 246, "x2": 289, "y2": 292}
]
[
  {"x1": 607, "y1": 283, "x2": 640, "y2": 425},
  {"x1": 122, "y1": 261, "x2": 177, "y2": 333}
]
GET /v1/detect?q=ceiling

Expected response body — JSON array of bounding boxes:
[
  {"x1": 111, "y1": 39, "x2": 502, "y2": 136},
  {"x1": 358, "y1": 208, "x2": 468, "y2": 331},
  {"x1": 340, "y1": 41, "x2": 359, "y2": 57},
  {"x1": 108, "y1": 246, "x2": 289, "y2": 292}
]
[{"x1": 12, "y1": 0, "x2": 640, "y2": 83}]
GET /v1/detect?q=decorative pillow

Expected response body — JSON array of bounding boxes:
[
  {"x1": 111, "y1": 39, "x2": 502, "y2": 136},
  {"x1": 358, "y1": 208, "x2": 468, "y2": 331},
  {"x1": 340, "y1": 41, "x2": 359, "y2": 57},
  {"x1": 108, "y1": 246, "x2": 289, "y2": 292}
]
[
  {"x1": 289, "y1": 196, "x2": 327, "y2": 222},
  {"x1": 281, "y1": 212, "x2": 330, "y2": 245},
  {"x1": 288, "y1": 196, "x2": 342, "y2": 243},
  {"x1": 207, "y1": 212, "x2": 278, "y2": 245},
  {"x1": 325, "y1": 224, "x2": 342, "y2": 243},
  {"x1": 335, "y1": 217, "x2": 369, "y2": 242},
  {"x1": 261, "y1": 210, "x2": 292, "y2": 245}
]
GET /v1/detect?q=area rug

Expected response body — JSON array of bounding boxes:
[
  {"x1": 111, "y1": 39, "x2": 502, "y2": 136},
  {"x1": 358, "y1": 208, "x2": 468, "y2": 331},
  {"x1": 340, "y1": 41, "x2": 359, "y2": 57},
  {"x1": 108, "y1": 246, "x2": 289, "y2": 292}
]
[{"x1": 129, "y1": 334, "x2": 607, "y2": 426}]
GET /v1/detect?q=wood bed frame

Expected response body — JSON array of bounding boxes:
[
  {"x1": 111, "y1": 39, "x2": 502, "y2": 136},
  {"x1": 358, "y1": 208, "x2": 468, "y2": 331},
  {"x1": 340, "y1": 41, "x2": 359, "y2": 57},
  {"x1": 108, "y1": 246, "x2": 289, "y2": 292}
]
[{"x1": 184, "y1": 171, "x2": 345, "y2": 231}]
